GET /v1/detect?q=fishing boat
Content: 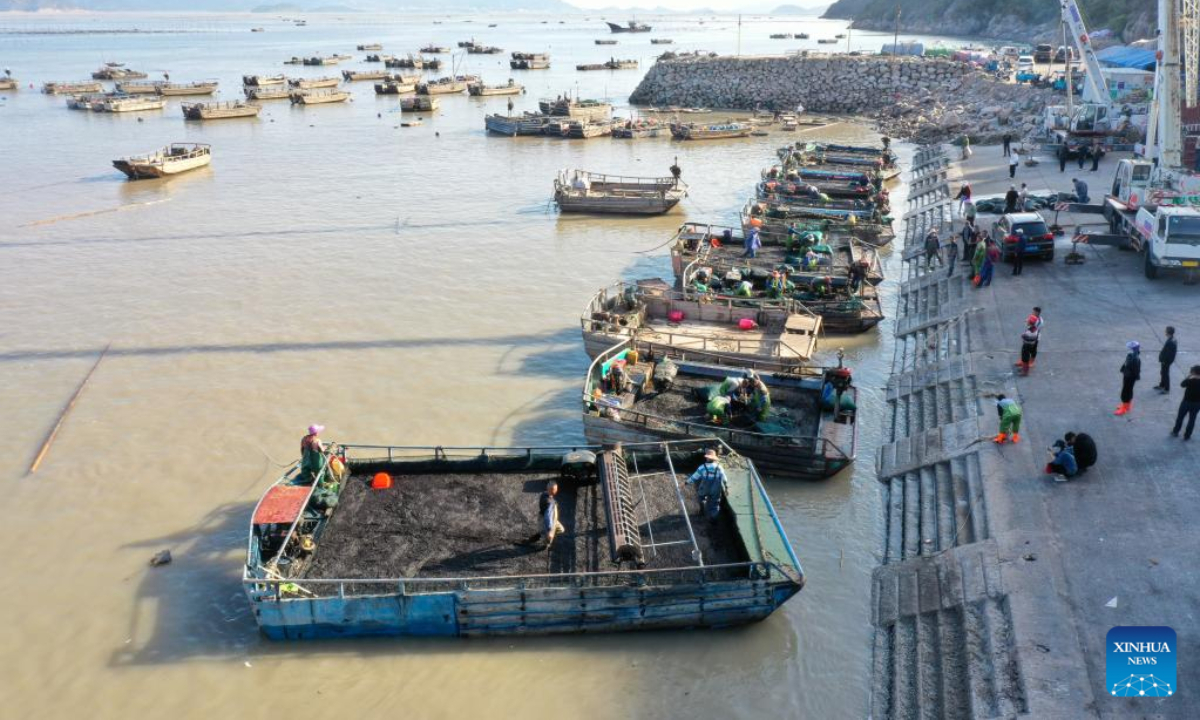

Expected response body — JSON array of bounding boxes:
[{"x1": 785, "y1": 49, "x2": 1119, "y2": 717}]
[
  {"x1": 303, "y1": 54, "x2": 352, "y2": 66},
  {"x1": 0, "y1": 78, "x2": 18, "y2": 91},
  {"x1": 364, "y1": 54, "x2": 394, "y2": 63},
  {"x1": 157, "y1": 82, "x2": 219, "y2": 97},
  {"x1": 114, "y1": 81, "x2": 164, "y2": 94},
  {"x1": 290, "y1": 89, "x2": 351, "y2": 105},
  {"x1": 113, "y1": 143, "x2": 211, "y2": 180},
  {"x1": 251, "y1": 27, "x2": 264, "y2": 32},
  {"x1": 670, "y1": 121, "x2": 753, "y2": 140},
  {"x1": 484, "y1": 112, "x2": 550, "y2": 136},
  {"x1": 576, "y1": 63, "x2": 608, "y2": 71},
  {"x1": 456, "y1": 39, "x2": 477, "y2": 48},
  {"x1": 283, "y1": 57, "x2": 305, "y2": 65},
  {"x1": 182, "y1": 100, "x2": 262, "y2": 120},
  {"x1": 510, "y1": 52, "x2": 550, "y2": 70},
  {"x1": 467, "y1": 44, "x2": 504, "y2": 55},
  {"x1": 418, "y1": 77, "x2": 469, "y2": 95},
  {"x1": 243, "y1": 74, "x2": 286, "y2": 87},
  {"x1": 769, "y1": 33, "x2": 792, "y2": 39},
  {"x1": 401, "y1": 96, "x2": 440, "y2": 112},
  {"x1": 467, "y1": 80, "x2": 523, "y2": 96},
  {"x1": 595, "y1": 39, "x2": 618, "y2": 45},
  {"x1": 357, "y1": 43, "x2": 383, "y2": 51},
  {"x1": 92, "y1": 66, "x2": 147, "y2": 80},
  {"x1": 66, "y1": 93, "x2": 111, "y2": 111},
  {"x1": 288, "y1": 76, "x2": 340, "y2": 89},
  {"x1": 651, "y1": 38, "x2": 674, "y2": 44},
  {"x1": 42, "y1": 81, "x2": 104, "y2": 95},
  {"x1": 420, "y1": 45, "x2": 450, "y2": 53},
  {"x1": 796, "y1": 33, "x2": 810, "y2": 39},
  {"x1": 539, "y1": 96, "x2": 612, "y2": 120},
  {"x1": 97, "y1": 95, "x2": 166, "y2": 113},
  {"x1": 554, "y1": 169, "x2": 687, "y2": 215},
  {"x1": 243, "y1": 438, "x2": 804, "y2": 639},
  {"x1": 580, "y1": 279, "x2": 821, "y2": 370},
  {"x1": 342, "y1": 69, "x2": 391, "y2": 82},
  {"x1": 817, "y1": 39, "x2": 837, "y2": 45},
  {"x1": 563, "y1": 119, "x2": 614, "y2": 138},
  {"x1": 611, "y1": 118, "x2": 663, "y2": 138},
  {"x1": 374, "y1": 80, "x2": 417, "y2": 95},
  {"x1": 583, "y1": 344, "x2": 857, "y2": 479},
  {"x1": 671, "y1": 224, "x2": 885, "y2": 334},
  {"x1": 834, "y1": 33, "x2": 846, "y2": 39},
  {"x1": 606, "y1": 58, "x2": 639, "y2": 69},
  {"x1": 607, "y1": 20, "x2": 651, "y2": 33},
  {"x1": 245, "y1": 86, "x2": 291, "y2": 100}
]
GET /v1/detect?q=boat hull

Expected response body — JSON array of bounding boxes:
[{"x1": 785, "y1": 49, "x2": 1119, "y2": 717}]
[
  {"x1": 112, "y1": 153, "x2": 210, "y2": 180},
  {"x1": 557, "y1": 194, "x2": 683, "y2": 214}
]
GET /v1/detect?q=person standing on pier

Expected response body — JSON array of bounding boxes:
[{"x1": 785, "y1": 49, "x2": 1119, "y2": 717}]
[
  {"x1": 1091, "y1": 139, "x2": 1102, "y2": 172},
  {"x1": 1115, "y1": 341, "x2": 1142, "y2": 416},
  {"x1": 978, "y1": 240, "x2": 999, "y2": 287},
  {"x1": 1004, "y1": 185, "x2": 1019, "y2": 214},
  {"x1": 1058, "y1": 144, "x2": 1069, "y2": 172},
  {"x1": 1154, "y1": 326, "x2": 1177, "y2": 393},
  {"x1": 1008, "y1": 151, "x2": 1019, "y2": 179},
  {"x1": 954, "y1": 182, "x2": 972, "y2": 216},
  {"x1": 971, "y1": 235, "x2": 986, "y2": 282},
  {"x1": 1018, "y1": 183, "x2": 1029, "y2": 212},
  {"x1": 923, "y1": 229, "x2": 942, "y2": 270},
  {"x1": 944, "y1": 233, "x2": 959, "y2": 276},
  {"x1": 1002, "y1": 133, "x2": 1012, "y2": 157},
  {"x1": 1171, "y1": 365, "x2": 1200, "y2": 440},
  {"x1": 1012, "y1": 230, "x2": 1028, "y2": 275},
  {"x1": 1017, "y1": 321, "x2": 1039, "y2": 374}
]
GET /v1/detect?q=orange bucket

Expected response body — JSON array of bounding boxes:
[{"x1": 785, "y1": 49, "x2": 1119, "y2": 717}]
[{"x1": 371, "y1": 472, "x2": 392, "y2": 490}]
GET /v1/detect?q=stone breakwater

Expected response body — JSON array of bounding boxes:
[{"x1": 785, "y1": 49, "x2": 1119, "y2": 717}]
[{"x1": 630, "y1": 54, "x2": 1059, "y2": 143}]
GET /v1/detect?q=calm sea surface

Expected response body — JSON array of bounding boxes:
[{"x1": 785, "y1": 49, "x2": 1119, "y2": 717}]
[{"x1": 0, "y1": 12, "x2": 975, "y2": 719}]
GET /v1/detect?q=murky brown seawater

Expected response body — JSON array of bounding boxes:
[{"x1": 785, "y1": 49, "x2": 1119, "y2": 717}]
[{"x1": 0, "y1": 12, "x2": 938, "y2": 718}]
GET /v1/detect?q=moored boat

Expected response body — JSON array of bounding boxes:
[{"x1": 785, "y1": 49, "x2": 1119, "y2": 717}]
[
  {"x1": 303, "y1": 54, "x2": 352, "y2": 66},
  {"x1": 467, "y1": 44, "x2": 503, "y2": 54},
  {"x1": 115, "y1": 80, "x2": 164, "y2": 94},
  {"x1": 183, "y1": 100, "x2": 262, "y2": 120},
  {"x1": 243, "y1": 439, "x2": 804, "y2": 639},
  {"x1": 607, "y1": 20, "x2": 651, "y2": 33},
  {"x1": 290, "y1": 89, "x2": 351, "y2": 105},
  {"x1": 374, "y1": 79, "x2": 417, "y2": 95},
  {"x1": 467, "y1": 80, "x2": 523, "y2": 96},
  {"x1": 97, "y1": 95, "x2": 167, "y2": 113},
  {"x1": 357, "y1": 43, "x2": 383, "y2": 51},
  {"x1": 510, "y1": 52, "x2": 550, "y2": 70},
  {"x1": 342, "y1": 69, "x2": 391, "y2": 82},
  {"x1": 581, "y1": 279, "x2": 821, "y2": 371},
  {"x1": 157, "y1": 81, "x2": 219, "y2": 97},
  {"x1": 420, "y1": 45, "x2": 450, "y2": 53},
  {"x1": 113, "y1": 143, "x2": 211, "y2": 180},
  {"x1": 595, "y1": 39, "x2": 618, "y2": 45},
  {"x1": 670, "y1": 121, "x2": 753, "y2": 140},
  {"x1": 43, "y1": 81, "x2": 104, "y2": 95},
  {"x1": 539, "y1": 95, "x2": 612, "y2": 120},
  {"x1": 484, "y1": 112, "x2": 550, "y2": 135},
  {"x1": 418, "y1": 77, "x2": 469, "y2": 95},
  {"x1": 243, "y1": 74, "x2": 286, "y2": 87},
  {"x1": 554, "y1": 169, "x2": 687, "y2": 215},
  {"x1": 611, "y1": 118, "x2": 663, "y2": 138},
  {"x1": 245, "y1": 86, "x2": 292, "y2": 100},
  {"x1": 0, "y1": 77, "x2": 19, "y2": 91},
  {"x1": 288, "y1": 76, "x2": 340, "y2": 89},
  {"x1": 651, "y1": 38, "x2": 673, "y2": 44},
  {"x1": 364, "y1": 54, "x2": 394, "y2": 63},
  {"x1": 584, "y1": 343, "x2": 857, "y2": 478},
  {"x1": 401, "y1": 95, "x2": 440, "y2": 112},
  {"x1": 92, "y1": 66, "x2": 147, "y2": 80}
]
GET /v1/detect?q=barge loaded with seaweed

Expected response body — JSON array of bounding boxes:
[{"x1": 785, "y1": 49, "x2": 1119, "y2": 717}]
[{"x1": 244, "y1": 440, "x2": 804, "y2": 639}]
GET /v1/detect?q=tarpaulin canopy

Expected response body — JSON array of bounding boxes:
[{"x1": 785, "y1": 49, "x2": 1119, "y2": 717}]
[{"x1": 1096, "y1": 46, "x2": 1157, "y2": 71}]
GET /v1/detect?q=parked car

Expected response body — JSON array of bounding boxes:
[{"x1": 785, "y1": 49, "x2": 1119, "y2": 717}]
[
  {"x1": 1034, "y1": 43, "x2": 1053, "y2": 63},
  {"x1": 1016, "y1": 55, "x2": 1035, "y2": 72},
  {"x1": 991, "y1": 212, "x2": 1056, "y2": 261},
  {"x1": 1054, "y1": 45, "x2": 1077, "y2": 63},
  {"x1": 998, "y1": 45, "x2": 1020, "y2": 58}
]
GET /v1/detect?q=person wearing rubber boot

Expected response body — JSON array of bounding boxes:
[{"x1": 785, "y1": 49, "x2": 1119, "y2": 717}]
[
  {"x1": 994, "y1": 395, "x2": 1023, "y2": 444},
  {"x1": 1017, "y1": 322, "x2": 1039, "y2": 375},
  {"x1": 1115, "y1": 341, "x2": 1142, "y2": 416}
]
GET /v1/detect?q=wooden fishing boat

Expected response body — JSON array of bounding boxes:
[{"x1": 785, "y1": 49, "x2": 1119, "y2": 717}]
[
  {"x1": 290, "y1": 89, "x2": 351, "y2": 105},
  {"x1": 303, "y1": 54, "x2": 352, "y2": 66},
  {"x1": 484, "y1": 112, "x2": 549, "y2": 136},
  {"x1": 92, "y1": 66, "x2": 147, "y2": 80},
  {"x1": 364, "y1": 54, "x2": 394, "y2": 63},
  {"x1": 418, "y1": 77, "x2": 468, "y2": 95},
  {"x1": 374, "y1": 80, "x2": 417, "y2": 95},
  {"x1": 671, "y1": 225, "x2": 885, "y2": 334},
  {"x1": 769, "y1": 33, "x2": 792, "y2": 39},
  {"x1": 245, "y1": 86, "x2": 291, "y2": 100},
  {"x1": 467, "y1": 80, "x2": 523, "y2": 96},
  {"x1": 183, "y1": 100, "x2": 261, "y2": 120},
  {"x1": 595, "y1": 39, "x2": 618, "y2": 45},
  {"x1": 357, "y1": 43, "x2": 383, "y2": 51},
  {"x1": 758, "y1": 177, "x2": 876, "y2": 201},
  {"x1": 243, "y1": 438, "x2": 804, "y2": 639},
  {"x1": 607, "y1": 20, "x2": 651, "y2": 33},
  {"x1": 555, "y1": 170, "x2": 687, "y2": 215},
  {"x1": 743, "y1": 199, "x2": 893, "y2": 246},
  {"x1": 284, "y1": 57, "x2": 306, "y2": 65},
  {"x1": 467, "y1": 44, "x2": 503, "y2": 54},
  {"x1": 651, "y1": 38, "x2": 673, "y2": 44},
  {"x1": 401, "y1": 96, "x2": 440, "y2": 112},
  {"x1": 539, "y1": 96, "x2": 611, "y2": 120},
  {"x1": 817, "y1": 39, "x2": 837, "y2": 45},
  {"x1": 670, "y1": 121, "x2": 753, "y2": 140},
  {"x1": 113, "y1": 143, "x2": 211, "y2": 180},
  {"x1": 583, "y1": 344, "x2": 857, "y2": 478},
  {"x1": 243, "y1": 74, "x2": 286, "y2": 87},
  {"x1": 580, "y1": 279, "x2": 821, "y2": 371},
  {"x1": 605, "y1": 59, "x2": 639, "y2": 70},
  {"x1": 0, "y1": 78, "x2": 18, "y2": 91},
  {"x1": 157, "y1": 82, "x2": 219, "y2": 97},
  {"x1": 576, "y1": 63, "x2": 607, "y2": 71},
  {"x1": 97, "y1": 95, "x2": 166, "y2": 113},
  {"x1": 420, "y1": 45, "x2": 450, "y2": 53},
  {"x1": 342, "y1": 69, "x2": 390, "y2": 82},
  {"x1": 66, "y1": 93, "x2": 110, "y2": 110},
  {"x1": 116, "y1": 81, "x2": 164, "y2": 94},
  {"x1": 457, "y1": 39, "x2": 477, "y2": 48},
  {"x1": 43, "y1": 81, "x2": 103, "y2": 95},
  {"x1": 510, "y1": 52, "x2": 550, "y2": 70},
  {"x1": 564, "y1": 119, "x2": 615, "y2": 138},
  {"x1": 797, "y1": 33, "x2": 810, "y2": 39},
  {"x1": 288, "y1": 76, "x2": 340, "y2": 89},
  {"x1": 611, "y1": 118, "x2": 663, "y2": 138}
]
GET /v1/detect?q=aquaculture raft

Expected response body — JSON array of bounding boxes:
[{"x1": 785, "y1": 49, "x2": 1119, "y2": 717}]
[{"x1": 243, "y1": 440, "x2": 804, "y2": 639}]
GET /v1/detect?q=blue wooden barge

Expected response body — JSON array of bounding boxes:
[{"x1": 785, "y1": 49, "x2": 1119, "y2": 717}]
[{"x1": 244, "y1": 439, "x2": 804, "y2": 640}]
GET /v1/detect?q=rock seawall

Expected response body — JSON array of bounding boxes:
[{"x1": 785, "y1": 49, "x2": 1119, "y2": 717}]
[{"x1": 629, "y1": 54, "x2": 1059, "y2": 143}]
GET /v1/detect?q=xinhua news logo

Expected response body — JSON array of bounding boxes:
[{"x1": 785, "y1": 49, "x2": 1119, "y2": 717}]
[{"x1": 1107, "y1": 626, "x2": 1176, "y2": 698}]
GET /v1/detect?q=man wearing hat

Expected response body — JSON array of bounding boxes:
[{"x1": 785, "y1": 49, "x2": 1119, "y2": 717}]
[
  {"x1": 300, "y1": 424, "x2": 327, "y2": 482},
  {"x1": 686, "y1": 449, "x2": 729, "y2": 522},
  {"x1": 1116, "y1": 341, "x2": 1141, "y2": 416}
]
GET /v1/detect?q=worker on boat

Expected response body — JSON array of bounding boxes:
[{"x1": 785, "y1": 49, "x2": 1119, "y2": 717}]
[
  {"x1": 813, "y1": 276, "x2": 830, "y2": 298},
  {"x1": 707, "y1": 394, "x2": 732, "y2": 424},
  {"x1": 803, "y1": 250, "x2": 820, "y2": 271},
  {"x1": 537, "y1": 480, "x2": 565, "y2": 547},
  {"x1": 300, "y1": 424, "x2": 327, "y2": 483},
  {"x1": 848, "y1": 260, "x2": 868, "y2": 294},
  {"x1": 734, "y1": 280, "x2": 754, "y2": 298},
  {"x1": 747, "y1": 372, "x2": 772, "y2": 420},
  {"x1": 767, "y1": 270, "x2": 786, "y2": 299},
  {"x1": 685, "y1": 449, "x2": 728, "y2": 522}
]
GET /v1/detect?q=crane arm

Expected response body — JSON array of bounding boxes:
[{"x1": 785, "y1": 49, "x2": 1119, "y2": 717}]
[{"x1": 1061, "y1": 0, "x2": 1110, "y2": 103}]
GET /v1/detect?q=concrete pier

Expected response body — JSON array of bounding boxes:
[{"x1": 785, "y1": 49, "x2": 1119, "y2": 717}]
[{"x1": 872, "y1": 144, "x2": 1200, "y2": 718}]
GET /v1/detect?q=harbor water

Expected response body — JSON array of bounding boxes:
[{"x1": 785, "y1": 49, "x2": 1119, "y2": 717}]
[{"x1": 0, "y1": 12, "x2": 939, "y2": 719}]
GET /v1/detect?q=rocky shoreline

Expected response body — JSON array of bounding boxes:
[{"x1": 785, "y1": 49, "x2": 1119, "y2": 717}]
[{"x1": 629, "y1": 54, "x2": 1059, "y2": 144}]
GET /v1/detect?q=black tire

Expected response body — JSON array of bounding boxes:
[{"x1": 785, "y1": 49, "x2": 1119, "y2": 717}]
[{"x1": 1145, "y1": 251, "x2": 1159, "y2": 280}]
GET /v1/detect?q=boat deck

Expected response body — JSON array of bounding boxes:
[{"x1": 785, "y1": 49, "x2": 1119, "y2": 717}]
[
  {"x1": 633, "y1": 372, "x2": 821, "y2": 439},
  {"x1": 637, "y1": 319, "x2": 807, "y2": 361},
  {"x1": 300, "y1": 467, "x2": 747, "y2": 583}
]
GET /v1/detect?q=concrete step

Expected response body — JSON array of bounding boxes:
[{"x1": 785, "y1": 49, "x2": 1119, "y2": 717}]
[
  {"x1": 881, "y1": 452, "x2": 988, "y2": 563},
  {"x1": 875, "y1": 416, "x2": 983, "y2": 479}
]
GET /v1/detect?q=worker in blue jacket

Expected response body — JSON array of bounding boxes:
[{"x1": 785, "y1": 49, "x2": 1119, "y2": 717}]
[{"x1": 686, "y1": 449, "x2": 728, "y2": 522}]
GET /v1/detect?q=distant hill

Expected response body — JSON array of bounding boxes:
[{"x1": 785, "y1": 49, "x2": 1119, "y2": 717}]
[{"x1": 822, "y1": 0, "x2": 1155, "y2": 42}]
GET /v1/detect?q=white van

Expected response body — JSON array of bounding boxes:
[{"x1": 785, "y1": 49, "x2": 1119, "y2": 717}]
[
  {"x1": 999, "y1": 46, "x2": 1019, "y2": 58},
  {"x1": 1017, "y1": 55, "x2": 1035, "y2": 71}
]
